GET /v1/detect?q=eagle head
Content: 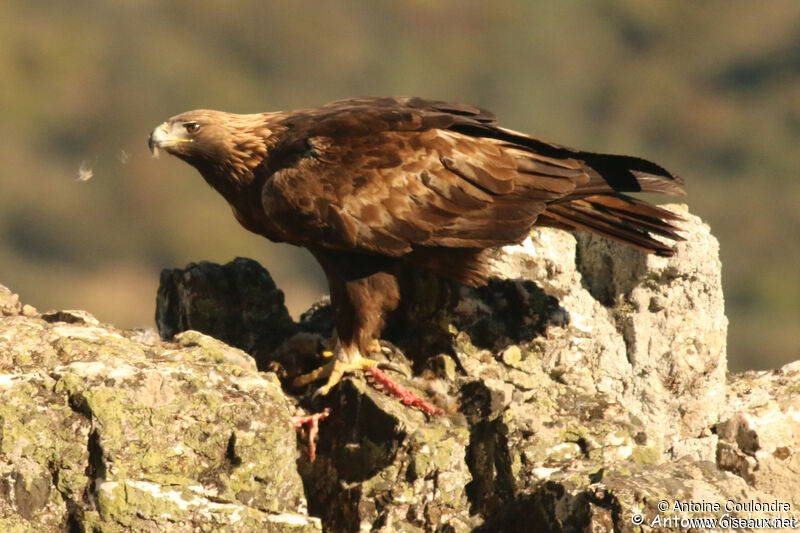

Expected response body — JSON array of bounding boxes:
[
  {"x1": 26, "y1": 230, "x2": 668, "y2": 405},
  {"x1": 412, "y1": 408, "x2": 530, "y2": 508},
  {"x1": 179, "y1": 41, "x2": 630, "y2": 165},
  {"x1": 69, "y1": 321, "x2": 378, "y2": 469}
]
[
  {"x1": 149, "y1": 110, "x2": 273, "y2": 188},
  {"x1": 148, "y1": 110, "x2": 232, "y2": 163}
]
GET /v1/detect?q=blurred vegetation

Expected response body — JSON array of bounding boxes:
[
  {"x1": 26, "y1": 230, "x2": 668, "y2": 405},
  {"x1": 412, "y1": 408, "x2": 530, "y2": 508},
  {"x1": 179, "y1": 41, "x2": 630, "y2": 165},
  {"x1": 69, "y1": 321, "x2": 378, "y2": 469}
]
[{"x1": 1, "y1": 0, "x2": 798, "y2": 370}]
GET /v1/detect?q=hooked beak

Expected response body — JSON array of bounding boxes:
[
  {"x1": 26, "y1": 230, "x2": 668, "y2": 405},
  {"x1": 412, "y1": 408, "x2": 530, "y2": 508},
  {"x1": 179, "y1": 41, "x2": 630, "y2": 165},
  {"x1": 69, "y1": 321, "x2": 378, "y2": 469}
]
[{"x1": 148, "y1": 122, "x2": 191, "y2": 157}]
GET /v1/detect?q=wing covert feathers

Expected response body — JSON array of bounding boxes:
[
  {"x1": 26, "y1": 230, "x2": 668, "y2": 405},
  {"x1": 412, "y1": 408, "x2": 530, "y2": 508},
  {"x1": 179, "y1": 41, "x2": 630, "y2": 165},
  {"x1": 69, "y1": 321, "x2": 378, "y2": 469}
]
[{"x1": 253, "y1": 97, "x2": 685, "y2": 262}]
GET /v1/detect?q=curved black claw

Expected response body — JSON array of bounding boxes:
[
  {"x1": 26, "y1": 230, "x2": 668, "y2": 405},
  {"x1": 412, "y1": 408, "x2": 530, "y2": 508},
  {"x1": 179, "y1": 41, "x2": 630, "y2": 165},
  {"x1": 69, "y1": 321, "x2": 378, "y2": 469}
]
[
  {"x1": 311, "y1": 385, "x2": 329, "y2": 400},
  {"x1": 376, "y1": 361, "x2": 410, "y2": 378}
]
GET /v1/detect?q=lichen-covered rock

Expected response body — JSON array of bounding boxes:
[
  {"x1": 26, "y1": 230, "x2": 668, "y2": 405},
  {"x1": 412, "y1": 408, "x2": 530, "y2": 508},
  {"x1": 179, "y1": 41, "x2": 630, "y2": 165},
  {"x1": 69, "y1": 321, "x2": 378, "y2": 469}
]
[
  {"x1": 148, "y1": 206, "x2": 800, "y2": 532},
  {"x1": 301, "y1": 379, "x2": 477, "y2": 532},
  {"x1": 2, "y1": 206, "x2": 796, "y2": 532},
  {"x1": 0, "y1": 285, "x2": 22, "y2": 316},
  {"x1": 0, "y1": 301, "x2": 320, "y2": 532}
]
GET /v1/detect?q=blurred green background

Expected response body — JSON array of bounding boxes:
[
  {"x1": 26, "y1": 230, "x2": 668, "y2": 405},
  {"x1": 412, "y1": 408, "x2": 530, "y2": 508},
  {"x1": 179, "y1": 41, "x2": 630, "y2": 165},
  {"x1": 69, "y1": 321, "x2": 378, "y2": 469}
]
[{"x1": 1, "y1": 1, "x2": 798, "y2": 371}]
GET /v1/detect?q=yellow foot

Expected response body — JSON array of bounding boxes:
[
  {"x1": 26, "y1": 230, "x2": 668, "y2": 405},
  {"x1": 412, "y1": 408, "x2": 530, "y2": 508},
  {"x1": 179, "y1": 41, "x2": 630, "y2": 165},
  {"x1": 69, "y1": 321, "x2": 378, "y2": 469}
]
[
  {"x1": 366, "y1": 338, "x2": 382, "y2": 354},
  {"x1": 292, "y1": 357, "x2": 379, "y2": 396}
]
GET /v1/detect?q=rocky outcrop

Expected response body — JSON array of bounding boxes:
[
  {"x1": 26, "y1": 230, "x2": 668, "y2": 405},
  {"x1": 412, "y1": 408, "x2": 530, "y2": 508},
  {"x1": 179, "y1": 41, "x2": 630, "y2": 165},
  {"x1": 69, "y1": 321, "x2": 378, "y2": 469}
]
[
  {"x1": 1, "y1": 205, "x2": 797, "y2": 532},
  {"x1": 0, "y1": 292, "x2": 319, "y2": 532}
]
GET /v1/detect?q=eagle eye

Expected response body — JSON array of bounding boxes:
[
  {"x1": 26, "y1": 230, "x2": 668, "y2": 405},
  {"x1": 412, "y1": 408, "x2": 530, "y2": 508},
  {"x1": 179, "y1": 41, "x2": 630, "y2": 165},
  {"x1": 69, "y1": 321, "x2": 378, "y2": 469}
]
[{"x1": 183, "y1": 121, "x2": 200, "y2": 134}]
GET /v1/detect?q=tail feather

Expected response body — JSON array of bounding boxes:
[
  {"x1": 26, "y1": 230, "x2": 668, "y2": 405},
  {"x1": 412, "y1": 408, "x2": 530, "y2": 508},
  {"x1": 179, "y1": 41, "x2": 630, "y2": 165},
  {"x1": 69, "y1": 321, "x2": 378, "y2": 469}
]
[
  {"x1": 442, "y1": 121, "x2": 687, "y2": 257},
  {"x1": 539, "y1": 194, "x2": 684, "y2": 257},
  {"x1": 537, "y1": 152, "x2": 686, "y2": 256}
]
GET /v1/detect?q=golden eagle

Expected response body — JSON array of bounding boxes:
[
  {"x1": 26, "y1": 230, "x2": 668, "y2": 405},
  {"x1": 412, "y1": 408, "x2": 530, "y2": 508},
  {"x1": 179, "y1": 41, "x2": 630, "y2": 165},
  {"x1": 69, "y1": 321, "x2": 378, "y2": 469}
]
[{"x1": 149, "y1": 96, "x2": 684, "y2": 401}]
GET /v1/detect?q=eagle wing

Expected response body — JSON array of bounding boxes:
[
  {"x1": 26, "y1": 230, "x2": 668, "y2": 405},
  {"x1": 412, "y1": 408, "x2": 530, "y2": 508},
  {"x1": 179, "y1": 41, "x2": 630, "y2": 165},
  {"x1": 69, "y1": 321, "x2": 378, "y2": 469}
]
[{"x1": 260, "y1": 97, "x2": 588, "y2": 256}]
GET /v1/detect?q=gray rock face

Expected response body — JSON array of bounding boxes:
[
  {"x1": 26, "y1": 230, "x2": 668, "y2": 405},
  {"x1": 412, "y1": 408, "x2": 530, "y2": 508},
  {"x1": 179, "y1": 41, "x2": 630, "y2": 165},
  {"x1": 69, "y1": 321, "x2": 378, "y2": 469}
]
[
  {"x1": 718, "y1": 362, "x2": 800, "y2": 505},
  {"x1": 156, "y1": 257, "x2": 299, "y2": 360},
  {"x1": 0, "y1": 306, "x2": 319, "y2": 531},
  {"x1": 487, "y1": 203, "x2": 728, "y2": 459},
  {"x1": 1, "y1": 205, "x2": 796, "y2": 532}
]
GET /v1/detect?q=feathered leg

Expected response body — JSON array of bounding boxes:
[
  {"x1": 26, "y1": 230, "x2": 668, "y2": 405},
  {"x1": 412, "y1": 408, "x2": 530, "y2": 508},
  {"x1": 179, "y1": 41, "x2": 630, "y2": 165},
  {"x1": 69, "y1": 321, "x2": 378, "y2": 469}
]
[{"x1": 292, "y1": 249, "x2": 441, "y2": 414}]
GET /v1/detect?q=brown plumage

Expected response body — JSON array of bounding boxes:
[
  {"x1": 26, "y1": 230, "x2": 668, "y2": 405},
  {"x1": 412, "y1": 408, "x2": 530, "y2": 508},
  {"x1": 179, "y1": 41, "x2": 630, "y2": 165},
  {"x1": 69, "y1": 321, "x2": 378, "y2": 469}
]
[{"x1": 149, "y1": 96, "x2": 685, "y2": 393}]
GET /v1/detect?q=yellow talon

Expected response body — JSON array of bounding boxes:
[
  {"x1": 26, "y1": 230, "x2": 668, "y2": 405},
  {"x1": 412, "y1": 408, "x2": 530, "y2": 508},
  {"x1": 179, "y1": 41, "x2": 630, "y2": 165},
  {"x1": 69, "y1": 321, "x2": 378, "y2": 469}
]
[{"x1": 292, "y1": 357, "x2": 379, "y2": 396}]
